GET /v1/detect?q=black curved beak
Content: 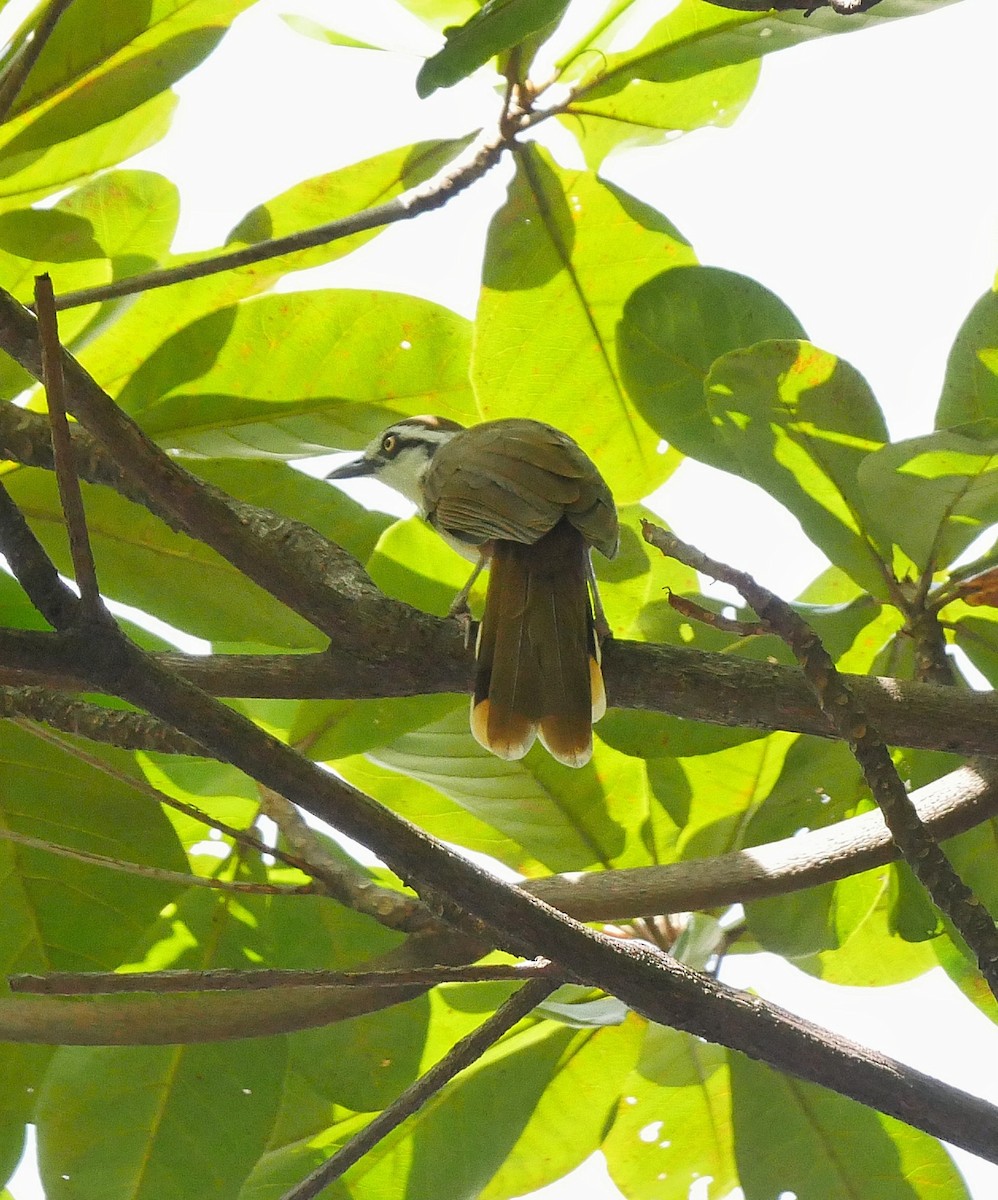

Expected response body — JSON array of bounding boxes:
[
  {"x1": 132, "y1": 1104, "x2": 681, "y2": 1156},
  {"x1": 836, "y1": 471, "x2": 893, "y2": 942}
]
[{"x1": 326, "y1": 456, "x2": 374, "y2": 480}]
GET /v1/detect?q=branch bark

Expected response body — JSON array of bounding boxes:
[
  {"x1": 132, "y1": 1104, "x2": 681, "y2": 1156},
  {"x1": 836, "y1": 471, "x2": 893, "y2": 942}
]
[{"x1": 1, "y1": 476, "x2": 997, "y2": 1162}]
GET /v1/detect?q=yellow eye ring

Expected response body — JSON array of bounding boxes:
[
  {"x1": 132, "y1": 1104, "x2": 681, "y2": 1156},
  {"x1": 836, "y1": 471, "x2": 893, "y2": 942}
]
[{"x1": 381, "y1": 434, "x2": 397, "y2": 455}]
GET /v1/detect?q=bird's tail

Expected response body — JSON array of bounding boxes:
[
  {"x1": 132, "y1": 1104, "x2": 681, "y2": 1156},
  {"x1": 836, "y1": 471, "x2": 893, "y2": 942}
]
[{"x1": 471, "y1": 519, "x2": 604, "y2": 768}]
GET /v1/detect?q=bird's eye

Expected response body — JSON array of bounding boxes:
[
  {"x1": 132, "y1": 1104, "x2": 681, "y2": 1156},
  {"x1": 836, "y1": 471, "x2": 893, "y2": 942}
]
[{"x1": 381, "y1": 434, "x2": 397, "y2": 455}]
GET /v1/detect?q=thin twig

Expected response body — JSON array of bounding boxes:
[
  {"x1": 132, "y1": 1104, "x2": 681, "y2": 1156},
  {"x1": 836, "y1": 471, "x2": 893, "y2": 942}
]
[
  {"x1": 0, "y1": 0, "x2": 76, "y2": 122},
  {"x1": 257, "y1": 786, "x2": 432, "y2": 929},
  {"x1": 0, "y1": 482, "x2": 77, "y2": 627},
  {"x1": 642, "y1": 521, "x2": 998, "y2": 999},
  {"x1": 4, "y1": 690, "x2": 207, "y2": 755},
  {"x1": 34, "y1": 273, "x2": 101, "y2": 617},
  {"x1": 50, "y1": 133, "x2": 506, "y2": 311},
  {"x1": 667, "y1": 590, "x2": 770, "y2": 636},
  {"x1": 10, "y1": 961, "x2": 554, "y2": 995},
  {"x1": 280, "y1": 977, "x2": 558, "y2": 1200},
  {"x1": 19, "y1": 717, "x2": 437, "y2": 935},
  {"x1": 0, "y1": 825, "x2": 311, "y2": 895}
]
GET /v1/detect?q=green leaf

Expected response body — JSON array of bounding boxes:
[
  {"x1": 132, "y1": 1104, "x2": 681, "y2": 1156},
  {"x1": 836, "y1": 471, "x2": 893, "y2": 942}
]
[
  {"x1": 416, "y1": 0, "x2": 570, "y2": 97},
  {"x1": 1, "y1": 466, "x2": 321, "y2": 647},
  {"x1": 604, "y1": 1025, "x2": 737, "y2": 1200},
  {"x1": 37, "y1": 1038, "x2": 286, "y2": 1200},
  {"x1": 0, "y1": 90, "x2": 176, "y2": 202},
  {"x1": 474, "y1": 145, "x2": 696, "y2": 504},
  {"x1": 568, "y1": 0, "x2": 964, "y2": 101},
  {"x1": 395, "y1": 0, "x2": 479, "y2": 30},
  {"x1": 116, "y1": 290, "x2": 475, "y2": 457},
  {"x1": 290, "y1": 997, "x2": 433, "y2": 1114},
  {"x1": 56, "y1": 168, "x2": 180, "y2": 267},
  {"x1": 794, "y1": 878, "x2": 938, "y2": 986},
  {"x1": 225, "y1": 136, "x2": 478, "y2": 276},
  {"x1": 747, "y1": 869, "x2": 885, "y2": 959},
  {"x1": 279, "y1": 14, "x2": 385, "y2": 51},
  {"x1": 341, "y1": 705, "x2": 650, "y2": 874},
  {"x1": 337, "y1": 745, "x2": 552, "y2": 874},
  {"x1": 745, "y1": 736, "x2": 867, "y2": 847},
  {"x1": 0, "y1": 170, "x2": 178, "y2": 403},
  {"x1": 0, "y1": 724, "x2": 186, "y2": 977},
  {"x1": 561, "y1": 61, "x2": 758, "y2": 169},
  {"x1": 1, "y1": 0, "x2": 254, "y2": 130},
  {"x1": 730, "y1": 1051, "x2": 969, "y2": 1200},
  {"x1": 676, "y1": 731, "x2": 797, "y2": 863},
  {"x1": 937, "y1": 286, "x2": 998, "y2": 428},
  {"x1": 618, "y1": 267, "x2": 805, "y2": 473},
  {"x1": 344, "y1": 1020, "x2": 638, "y2": 1200},
  {"x1": 1, "y1": 30, "x2": 220, "y2": 159},
  {"x1": 480, "y1": 1018, "x2": 643, "y2": 1200},
  {"x1": 857, "y1": 421, "x2": 998, "y2": 574},
  {"x1": 293, "y1": 695, "x2": 466, "y2": 760},
  {"x1": 706, "y1": 339, "x2": 890, "y2": 595}
]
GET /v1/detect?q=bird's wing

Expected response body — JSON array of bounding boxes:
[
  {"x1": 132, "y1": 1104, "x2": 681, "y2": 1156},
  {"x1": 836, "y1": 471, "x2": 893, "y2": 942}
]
[{"x1": 423, "y1": 420, "x2": 618, "y2": 556}]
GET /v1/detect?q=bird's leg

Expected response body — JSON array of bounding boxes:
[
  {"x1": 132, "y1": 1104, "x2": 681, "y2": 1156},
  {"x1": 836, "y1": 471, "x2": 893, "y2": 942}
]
[
  {"x1": 449, "y1": 554, "x2": 487, "y2": 649},
  {"x1": 587, "y1": 553, "x2": 612, "y2": 645}
]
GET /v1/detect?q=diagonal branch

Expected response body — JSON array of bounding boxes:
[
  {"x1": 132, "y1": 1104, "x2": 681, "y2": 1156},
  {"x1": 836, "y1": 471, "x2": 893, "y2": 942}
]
[
  {"x1": 49, "y1": 132, "x2": 506, "y2": 311},
  {"x1": 35, "y1": 273, "x2": 102, "y2": 617},
  {"x1": 280, "y1": 977, "x2": 558, "y2": 1200}
]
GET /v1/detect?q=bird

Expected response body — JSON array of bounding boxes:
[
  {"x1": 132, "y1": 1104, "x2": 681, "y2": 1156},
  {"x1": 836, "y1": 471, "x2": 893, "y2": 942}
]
[{"x1": 327, "y1": 416, "x2": 618, "y2": 767}]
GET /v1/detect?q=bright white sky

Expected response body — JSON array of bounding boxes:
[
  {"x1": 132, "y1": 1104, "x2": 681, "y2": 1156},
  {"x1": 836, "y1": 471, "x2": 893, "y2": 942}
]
[{"x1": 7, "y1": 0, "x2": 998, "y2": 1197}]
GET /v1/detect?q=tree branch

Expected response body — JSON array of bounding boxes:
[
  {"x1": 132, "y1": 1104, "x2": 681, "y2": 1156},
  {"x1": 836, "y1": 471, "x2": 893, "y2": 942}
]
[
  {"x1": 526, "y1": 761, "x2": 998, "y2": 921},
  {"x1": 701, "y1": 0, "x2": 882, "y2": 11},
  {"x1": 10, "y1": 961, "x2": 553, "y2": 995},
  {"x1": 643, "y1": 522, "x2": 998, "y2": 998},
  {"x1": 280, "y1": 977, "x2": 558, "y2": 1200},
  {"x1": 48, "y1": 132, "x2": 506, "y2": 311},
  {"x1": 1, "y1": 481, "x2": 996, "y2": 1161},
  {"x1": 35, "y1": 273, "x2": 101, "y2": 616}
]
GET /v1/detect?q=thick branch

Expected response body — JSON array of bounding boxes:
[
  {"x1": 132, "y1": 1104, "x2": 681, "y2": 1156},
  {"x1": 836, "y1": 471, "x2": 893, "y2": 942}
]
[
  {"x1": 527, "y1": 761, "x2": 998, "y2": 920},
  {"x1": 5, "y1": 630, "x2": 998, "y2": 758}
]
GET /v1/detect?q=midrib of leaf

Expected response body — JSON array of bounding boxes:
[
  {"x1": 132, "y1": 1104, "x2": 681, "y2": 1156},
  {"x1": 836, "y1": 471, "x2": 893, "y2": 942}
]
[
  {"x1": 784, "y1": 423, "x2": 893, "y2": 594},
  {"x1": 518, "y1": 149, "x2": 651, "y2": 479},
  {"x1": 133, "y1": 1043, "x2": 186, "y2": 1199},
  {"x1": 571, "y1": 11, "x2": 755, "y2": 105},
  {"x1": 0, "y1": 807, "x2": 48, "y2": 972},
  {"x1": 688, "y1": 1039, "x2": 729, "y2": 1157},
  {"x1": 922, "y1": 449, "x2": 998, "y2": 577},
  {"x1": 785, "y1": 1075, "x2": 867, "y2": 1200}
]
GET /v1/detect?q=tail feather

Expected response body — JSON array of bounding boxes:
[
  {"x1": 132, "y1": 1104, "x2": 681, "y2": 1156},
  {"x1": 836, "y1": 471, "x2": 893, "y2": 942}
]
[{"x1": 470, "y1": 520, "x2": 603, "y2": 767}]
